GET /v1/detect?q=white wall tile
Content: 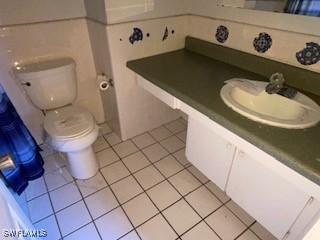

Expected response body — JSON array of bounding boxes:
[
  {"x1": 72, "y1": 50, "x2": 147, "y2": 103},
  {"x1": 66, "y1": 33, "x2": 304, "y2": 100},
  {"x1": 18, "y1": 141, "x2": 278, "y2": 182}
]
[
  {"x1": 106, "y1": 16, "x2": 188, "y2": 140},
  {"x1": 0, "y1": 0, "x2": 86, "y2": 26},
  {"x1": 0, "y1": 18, "x2": 105, "y2": 142}
]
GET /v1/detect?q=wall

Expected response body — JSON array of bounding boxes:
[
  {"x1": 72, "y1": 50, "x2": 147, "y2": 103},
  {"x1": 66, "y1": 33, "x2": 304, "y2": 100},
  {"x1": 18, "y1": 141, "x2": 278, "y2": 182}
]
[
  {"x1": 86, "y1": 19, "x2": 121, "y2": 135},
  {"x1": 0, "y1": 19, "x2": 105, "y2": 142},
  {"x1": 0, "y1": 0, "x2": 86, "y2": 26},
  {"x1": 0, "y1": 1, "x2": 106, "y2": 143},
  {"x1": 105, "y1": 0, "x2": 189, "y2": 24},
  {"x1": 106, "y1": 16, "x2": 188, "y2": 139},
  {"x1": 0, "y1": 52, "x2": 44, "y2": 143},
  {"x1": 188, "y1": 0, "x2": 320, "y2": 36},
  {"x1": 188, "y1": 15, "x2": 320, "y2": 73},
  {"x1": 253, "y1": 0, "x2": 285, "y2": 12},
  {"x1": 84, "y1": 0, "x2": 107, "y2": 23}
]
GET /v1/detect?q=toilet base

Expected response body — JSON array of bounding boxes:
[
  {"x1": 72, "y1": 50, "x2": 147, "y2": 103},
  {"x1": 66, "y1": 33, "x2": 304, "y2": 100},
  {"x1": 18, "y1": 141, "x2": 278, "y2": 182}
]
[{"x1": 66, "y1": 146, "x2": 98, "y2": 179}]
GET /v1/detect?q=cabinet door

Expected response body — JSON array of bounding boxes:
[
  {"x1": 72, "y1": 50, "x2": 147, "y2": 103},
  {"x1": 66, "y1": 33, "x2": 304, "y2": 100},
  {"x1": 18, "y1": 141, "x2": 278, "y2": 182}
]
[
  {"x1": 226, "y1": 150, "x2": 310, "y2": 239},
  {"x1": 186, "y1": 117, "x2": 236, "y2": 190}
]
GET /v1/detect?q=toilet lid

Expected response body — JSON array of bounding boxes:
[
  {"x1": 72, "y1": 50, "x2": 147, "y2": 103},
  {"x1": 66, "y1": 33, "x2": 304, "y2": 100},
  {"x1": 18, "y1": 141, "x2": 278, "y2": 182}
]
[{"x1": 44, "y1": 106, "x2": 95, "y2": 139}]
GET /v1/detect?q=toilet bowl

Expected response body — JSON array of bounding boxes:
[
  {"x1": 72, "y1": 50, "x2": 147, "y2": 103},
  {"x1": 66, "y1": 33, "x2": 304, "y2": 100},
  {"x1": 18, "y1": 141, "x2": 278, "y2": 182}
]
[
  {"x1": 14, "y1": 57, "x2": 100, "y2": 179},
  {"x1": 44, "y1": 105, "x2": 99, "y2": 179}
]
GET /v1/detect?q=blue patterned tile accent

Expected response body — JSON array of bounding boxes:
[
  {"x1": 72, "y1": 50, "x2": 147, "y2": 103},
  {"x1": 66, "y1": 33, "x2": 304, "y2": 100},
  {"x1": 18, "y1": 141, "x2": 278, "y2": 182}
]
[
  {"x1": 253, "y1": 33, "x2": 272, "y2": 53},
  {"x1": 296, "y1": 42, "x2": 320, "y2": 65},
  {"x1": 129, "y1": 27, "x2": 143, "y2": 44},
  {"x1": 162, "y1": 27, "x2": 169, "y2": 41},
  {"x1": 215, "y1": 25, "x2": 229, "y2": 43}
]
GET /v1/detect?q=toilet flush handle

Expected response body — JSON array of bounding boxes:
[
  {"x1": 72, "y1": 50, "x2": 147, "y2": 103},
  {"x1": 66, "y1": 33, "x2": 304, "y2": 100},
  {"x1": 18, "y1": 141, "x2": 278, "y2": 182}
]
[{"x1": 21, "y1": 82, "x2": 31, "y2": 87}]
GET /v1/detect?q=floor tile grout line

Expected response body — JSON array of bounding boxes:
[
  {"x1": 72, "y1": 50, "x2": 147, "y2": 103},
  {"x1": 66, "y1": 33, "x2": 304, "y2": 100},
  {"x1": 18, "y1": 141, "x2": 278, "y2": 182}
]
[
  {"x1": 116, "y1": 140, "x2": 182, "y2": 239},
  {"x1": 128, "y1": 138, "x2": 232, "y2": 239},
  {"x1": 99, "y1": 146, "x2": 144, "y2": 240},
  {"x1": 178, "y1": 218, "x2": 223, "y2": 240},
  {"x1": 224, "y1": 200, "x2": 257, "y2": 228},
  {"x1": 73, "y1": 179, "x2": 104, "y2": 240},
  {"x1": 132, "y1": 130, "x2": 237, "y2": 239},
  {"x1": 234, "y1": 221, "x2": 261, "y2": 240},
  {"x1": 61, "y1": 221, "x2": 97, "y2": 239},
  {"x1": 38, "y1": 122, "x2": 186, "y2": 236},
  {"x1": 34, "y1": 164, "x2": 236, "y2": 231},
  {"x1": 40, "y1": 172, "x2": 64, "y2": 239},
  {"x1": 43, "y1": 160, "x2": 189, "y2": 221},
  {"x1": 38, "y1": 120, "x2": 264, "y2": 239}
]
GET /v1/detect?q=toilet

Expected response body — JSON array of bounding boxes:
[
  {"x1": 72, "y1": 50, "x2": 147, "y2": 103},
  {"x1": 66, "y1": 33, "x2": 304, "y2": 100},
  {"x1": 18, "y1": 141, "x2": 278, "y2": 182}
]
[{"x1": 14, "y1": 58, "x2": 99, "y2": 179}]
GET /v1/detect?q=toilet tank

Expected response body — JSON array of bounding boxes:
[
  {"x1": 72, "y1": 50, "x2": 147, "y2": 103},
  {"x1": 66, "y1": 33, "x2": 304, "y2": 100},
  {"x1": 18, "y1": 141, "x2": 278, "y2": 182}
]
[{"x1": 14, "y1": 58, "x2": 77, "y2": 110}]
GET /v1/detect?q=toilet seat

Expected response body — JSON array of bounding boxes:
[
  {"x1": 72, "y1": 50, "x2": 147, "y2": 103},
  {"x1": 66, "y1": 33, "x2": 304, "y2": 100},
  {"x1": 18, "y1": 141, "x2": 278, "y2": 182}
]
[{"x1": 44, "y1": 105, "x2": 95, "y2": 140}]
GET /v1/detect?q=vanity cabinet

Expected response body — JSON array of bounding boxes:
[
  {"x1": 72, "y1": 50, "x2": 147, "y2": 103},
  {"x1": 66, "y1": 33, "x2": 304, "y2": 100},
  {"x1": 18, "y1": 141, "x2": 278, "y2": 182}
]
[
  {"x1": 135, "y1": 75, "x2": 320, "y2": 240},
  {"x1": 226, "y1": 150, "x2": 311, "y2": 239},
  {"x1": 186, "y1": 116, "x2": 236, "y2": 190}
]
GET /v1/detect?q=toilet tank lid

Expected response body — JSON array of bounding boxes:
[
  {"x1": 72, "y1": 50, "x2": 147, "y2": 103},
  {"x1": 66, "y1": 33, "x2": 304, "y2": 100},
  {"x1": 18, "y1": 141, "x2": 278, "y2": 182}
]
[{"x1": 14, "y1": 58, "x2": 75, "y2": 74}]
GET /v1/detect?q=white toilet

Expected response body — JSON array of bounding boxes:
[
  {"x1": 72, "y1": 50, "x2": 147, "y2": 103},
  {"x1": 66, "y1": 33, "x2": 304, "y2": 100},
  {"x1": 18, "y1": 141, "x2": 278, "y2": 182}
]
[{"x1": 15, "y1": 58, "x2": 99, "y2": 179}]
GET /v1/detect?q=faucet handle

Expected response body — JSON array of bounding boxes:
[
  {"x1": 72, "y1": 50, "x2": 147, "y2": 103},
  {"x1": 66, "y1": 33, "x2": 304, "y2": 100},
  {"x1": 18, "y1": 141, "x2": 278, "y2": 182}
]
[{"x1": 269, "y1": 72, "x2": 285, "y2": 85}]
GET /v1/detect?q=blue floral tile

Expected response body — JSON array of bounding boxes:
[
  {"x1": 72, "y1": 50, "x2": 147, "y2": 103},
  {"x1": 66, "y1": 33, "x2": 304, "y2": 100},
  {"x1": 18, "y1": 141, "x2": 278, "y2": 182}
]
[
  {"x1": 296, "y1": 42, "x2": 320, "y2": 65},
  {"x1": 129, "y1": 27, "x2": 143, "y2": 44},
  {"x1": 215, "y1": 25, "x2": 229, "y2": 43},
  {"x1": 162, "y1": 27, "x2": 169, "y2": 41},
  {"x1": 253, "y1": 33, "x2": 272, "y2": 53}
]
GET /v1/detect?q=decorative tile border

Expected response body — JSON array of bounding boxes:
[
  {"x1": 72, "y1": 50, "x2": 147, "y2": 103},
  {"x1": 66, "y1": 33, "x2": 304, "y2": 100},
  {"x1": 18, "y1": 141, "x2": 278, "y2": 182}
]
[
  {"x1": 253, "y1": 32, "x2": 272, "y2": 53},
  {"x1": 215, "y1": 25, "x2": 229, "y2": 43},
  {"x1": 129, "y1": 27, "x2": 143, "y2": 44},
  {"x1": 162, "y1": 27, "x2": 169, "y2": 41},
  {"x1": 296, "y1": 42, "x2": 320, "y2": 65}
]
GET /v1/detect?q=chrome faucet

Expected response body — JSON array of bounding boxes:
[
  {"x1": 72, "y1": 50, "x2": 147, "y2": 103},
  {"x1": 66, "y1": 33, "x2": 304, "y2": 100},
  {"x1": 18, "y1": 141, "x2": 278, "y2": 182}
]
[
  {"x1": 265, "y1": 72, "x2": 297, "y2": 98},
  {"x1": 265, "y1": 72, "x2": 285, "y2": 94}
]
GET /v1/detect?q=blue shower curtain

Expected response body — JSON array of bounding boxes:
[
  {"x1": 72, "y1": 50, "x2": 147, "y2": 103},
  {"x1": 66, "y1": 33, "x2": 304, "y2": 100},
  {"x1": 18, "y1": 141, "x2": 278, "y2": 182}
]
[
  {"x1": 284, "y1": 0, "x2": 320, "y2": 16},
  {"x1": 0, "y1": 85, "x2": 44, "y2": 194}
]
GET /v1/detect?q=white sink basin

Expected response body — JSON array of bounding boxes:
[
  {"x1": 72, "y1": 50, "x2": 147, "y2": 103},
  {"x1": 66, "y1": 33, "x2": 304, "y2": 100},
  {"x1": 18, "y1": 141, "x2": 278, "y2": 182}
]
[{"x1": 220, "y1": 80, "x2": 320, "y2": 129}]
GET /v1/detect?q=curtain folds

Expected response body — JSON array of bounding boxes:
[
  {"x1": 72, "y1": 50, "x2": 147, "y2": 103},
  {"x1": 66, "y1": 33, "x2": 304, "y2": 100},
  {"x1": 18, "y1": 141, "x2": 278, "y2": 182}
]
[
  {"x1": 0, "y1": 86, "x2": 44, "y2": 194},
  {"x1": 284, "y1": 0, "x2": 320, "y2": 16}
]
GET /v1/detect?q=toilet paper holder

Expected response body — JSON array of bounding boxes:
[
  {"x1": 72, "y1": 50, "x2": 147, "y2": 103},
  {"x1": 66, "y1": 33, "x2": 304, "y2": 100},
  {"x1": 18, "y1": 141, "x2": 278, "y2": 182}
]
[
  {"x1": 97, "y1": 73, "x2": 114, "y2": 91},
  {"x1": 101, "y1": 73, "x2": 114, "y2": 87}
]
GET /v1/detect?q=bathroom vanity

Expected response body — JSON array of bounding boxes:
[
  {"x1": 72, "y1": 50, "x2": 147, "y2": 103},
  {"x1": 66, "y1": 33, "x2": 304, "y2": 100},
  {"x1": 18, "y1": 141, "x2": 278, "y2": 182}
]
[{"x1": 127, "y1": 37, "x2": 320, "y2": 240}]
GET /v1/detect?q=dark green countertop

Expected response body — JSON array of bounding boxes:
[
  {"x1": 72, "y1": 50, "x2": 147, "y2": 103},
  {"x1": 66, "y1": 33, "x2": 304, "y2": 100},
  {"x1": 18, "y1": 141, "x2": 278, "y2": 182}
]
[{"x1": 127, "y1": 38, "x2": 320, "y2": 186}]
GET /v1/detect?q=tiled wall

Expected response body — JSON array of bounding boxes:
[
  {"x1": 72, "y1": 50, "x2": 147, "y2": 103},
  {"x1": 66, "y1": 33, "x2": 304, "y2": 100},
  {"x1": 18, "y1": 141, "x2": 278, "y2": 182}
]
[
  {"x1": 188, "y1": 15, "x2": 320, "y2": 73},
  {"x1": 86, "y1": 19, "x2": 121, "y2": 135},
  {"x1": 106, "y1": 16, "x2": 188, "y2": 140},
  {"x1": 0, "y1": 19, "x2": 105, "y2": 142},
  {"x1": 105, "y1": 0, "x2": 189, "y2": 24},
  {"x1": 0, "y1": 0, "x2": 86, "y2": 26}
]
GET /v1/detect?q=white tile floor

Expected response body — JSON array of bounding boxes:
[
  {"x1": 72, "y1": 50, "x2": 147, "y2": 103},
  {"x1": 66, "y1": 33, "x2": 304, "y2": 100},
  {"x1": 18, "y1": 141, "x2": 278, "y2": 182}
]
[{"x1": 26, "y1": 118, "x2": 277, "y2": 240}]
